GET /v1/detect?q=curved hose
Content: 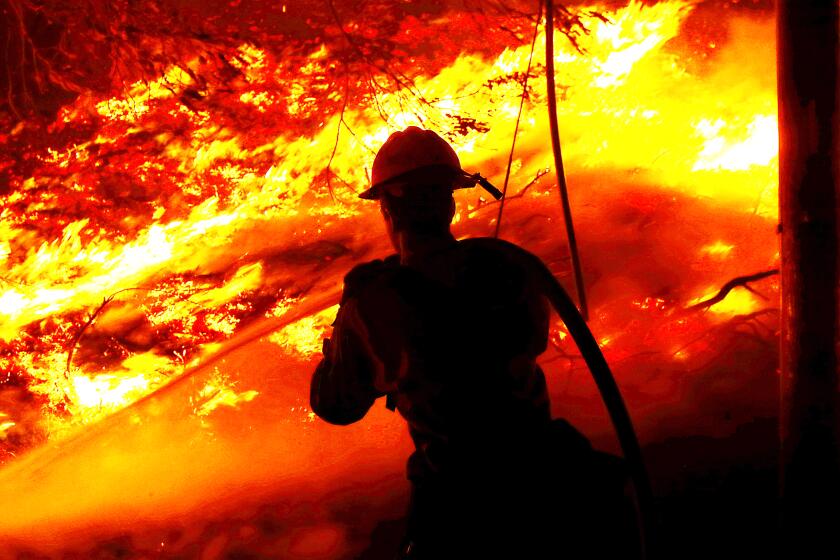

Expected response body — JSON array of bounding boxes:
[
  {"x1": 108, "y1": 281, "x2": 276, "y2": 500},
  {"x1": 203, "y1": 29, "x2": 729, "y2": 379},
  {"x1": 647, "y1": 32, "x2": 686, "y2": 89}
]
[
  {"x1": 545, "y1": 0, "x2": 588, "y2": 320},
  {"x1": 540, "y1": 266, "x2": 656, "y2": 558}
]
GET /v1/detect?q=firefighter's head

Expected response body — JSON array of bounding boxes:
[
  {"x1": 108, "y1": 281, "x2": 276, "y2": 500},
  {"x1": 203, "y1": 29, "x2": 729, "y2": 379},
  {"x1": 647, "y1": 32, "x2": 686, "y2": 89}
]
[{"x1": 361, "y1": 127, "x2": 472, "y2": 242}]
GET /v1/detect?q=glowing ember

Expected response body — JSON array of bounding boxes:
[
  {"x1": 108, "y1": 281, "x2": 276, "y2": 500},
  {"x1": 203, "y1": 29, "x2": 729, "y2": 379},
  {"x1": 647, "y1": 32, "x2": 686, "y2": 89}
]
[{"x1": 701, "y1": 241, "x2": 736, "y2": 258}]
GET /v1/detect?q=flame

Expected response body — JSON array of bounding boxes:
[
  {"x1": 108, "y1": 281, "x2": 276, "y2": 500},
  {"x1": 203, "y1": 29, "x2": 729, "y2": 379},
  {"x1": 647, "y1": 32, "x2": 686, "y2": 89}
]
[
  {"x1": 0, "y1": 413, "x2": 15, "y2": 439},
  {"x1": 72, "y1": 373, "x2": 150, "y2": 409},
  {"x1": 700, "y1": 241, "x2": 735, "y2": 258},
  {"x1": 0, "y1": 1, "x2": 778, "y2": 456},
  {"x1": 95, "y1": 66, "x2": 195, "y2": 123},
  {"x1": 268, "y1": 305, "x2": 340, "y2": 360},
  {"x1": 693, "y1": 115, "x2": 778, "y2": 172},
  {"x1": 192, "y1": 371, "x2": 260, "y2": 417},
  {"x1": 688, "y1": 287, "x2": 761, "y2": 317}
]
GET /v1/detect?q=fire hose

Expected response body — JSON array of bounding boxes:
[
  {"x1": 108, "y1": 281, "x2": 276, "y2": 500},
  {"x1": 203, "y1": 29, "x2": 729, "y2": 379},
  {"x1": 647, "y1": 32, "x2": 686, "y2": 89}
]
[
  {"x1": 435, "y1": 177, "x2": 657, "y2": 556},
  {"x1": 482, "y1": 152, "x2": 655, "y2": 556},
  {"x1": 484, "y1": 175, "x2": 657, "y2": 554},
  {"x1": 486, "y1": 0, "x2": 655, "y2": 554},
  {"x1": 536, "y1": 259, "x2": 655, "y2": 559}
]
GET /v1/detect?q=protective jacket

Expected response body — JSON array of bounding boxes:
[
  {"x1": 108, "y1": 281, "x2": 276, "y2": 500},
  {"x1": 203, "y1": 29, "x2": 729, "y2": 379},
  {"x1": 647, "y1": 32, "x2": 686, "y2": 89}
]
[
  {"x1": 309, "y1": 237, "x2": 631, "y2": 557},
  {"x1": 310, "y1": 237, "x2": 554, "y2": 480}
]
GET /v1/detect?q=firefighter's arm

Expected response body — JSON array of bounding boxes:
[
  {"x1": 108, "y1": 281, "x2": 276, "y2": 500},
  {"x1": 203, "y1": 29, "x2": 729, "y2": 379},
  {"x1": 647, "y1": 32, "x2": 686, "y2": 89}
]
[{"x1": 310, "y1": 262, "x2": 390, "y2": 425}]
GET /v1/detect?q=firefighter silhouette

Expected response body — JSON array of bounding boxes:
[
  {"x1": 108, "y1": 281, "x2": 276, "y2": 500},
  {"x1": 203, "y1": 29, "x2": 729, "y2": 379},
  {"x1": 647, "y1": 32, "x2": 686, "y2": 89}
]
[{"x1": 311, "y1": 127, "x2": 636, "y2": 558}]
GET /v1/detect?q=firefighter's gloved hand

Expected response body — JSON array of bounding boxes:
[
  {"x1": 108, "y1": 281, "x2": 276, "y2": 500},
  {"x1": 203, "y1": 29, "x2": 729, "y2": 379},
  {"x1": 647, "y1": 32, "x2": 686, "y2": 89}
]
[{"x1": 322, "y1": 337, "x2": 332, "y2": 356}]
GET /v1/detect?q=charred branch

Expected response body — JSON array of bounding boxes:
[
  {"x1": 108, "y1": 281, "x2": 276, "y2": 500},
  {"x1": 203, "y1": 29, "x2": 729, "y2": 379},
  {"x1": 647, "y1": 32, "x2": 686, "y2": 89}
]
[
  {"x1": 508, "y1": 168, "x2": 550, "y2": 200},
  {"x1": 686, "y1": 269, "x2": 779, "y2": 312},
  {"x1": 325, "y1": 76, "x2": 351, "y2": 199},
  {"x1": 65, "y1": 287, "x2": 149, "y2": 374}
]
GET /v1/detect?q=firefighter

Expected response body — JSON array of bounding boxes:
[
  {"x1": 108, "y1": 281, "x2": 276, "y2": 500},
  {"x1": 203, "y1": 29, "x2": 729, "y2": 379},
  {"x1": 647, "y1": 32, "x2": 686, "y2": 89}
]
[{"x1": 310, "y1": 127, "x2": 631, "y2": 558}]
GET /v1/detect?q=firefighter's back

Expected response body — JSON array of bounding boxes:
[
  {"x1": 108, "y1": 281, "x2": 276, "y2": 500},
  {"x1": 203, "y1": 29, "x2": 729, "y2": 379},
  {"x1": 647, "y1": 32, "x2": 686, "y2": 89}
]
[
  {"x1": 353, "y1": 238, "x2": 552, "y2": 461},
  {"x1": 350, "y1": 237, "x2": 575, "y2": 555}
]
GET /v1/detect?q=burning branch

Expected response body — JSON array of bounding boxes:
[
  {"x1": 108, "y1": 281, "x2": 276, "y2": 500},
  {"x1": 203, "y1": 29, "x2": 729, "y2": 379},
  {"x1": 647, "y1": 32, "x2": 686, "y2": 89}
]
[
  {"x1": 671, "y1": 308, "x2": 780, "y2": 360},
  {"x1": 65, "y1": 287, "x2": 149, "y2": 375},
  {"x1": 326, "y1": 0, "x2": 428, "y2": 108},
  {"x1": 507, "y1": 168, "x2": 550, "y2": 200},
  {"x1": 686, "y1": 269, "x2": 779, "y2": 312},
  {"x1": 326, "y1": 76, "x2": 350, "y2": 199}
]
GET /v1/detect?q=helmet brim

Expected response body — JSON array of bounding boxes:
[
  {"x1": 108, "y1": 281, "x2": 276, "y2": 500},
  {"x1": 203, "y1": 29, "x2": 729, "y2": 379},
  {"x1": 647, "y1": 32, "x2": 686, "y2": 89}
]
[{"x1": 359, "y1": 165, "x2": 476, "y2": 200}]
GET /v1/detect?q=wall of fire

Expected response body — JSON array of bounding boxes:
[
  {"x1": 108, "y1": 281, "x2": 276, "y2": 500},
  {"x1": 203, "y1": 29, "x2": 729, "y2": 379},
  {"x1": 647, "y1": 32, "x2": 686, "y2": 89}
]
[{"x1": 0, "y1": 1, "x2": 778, "y2": 558}]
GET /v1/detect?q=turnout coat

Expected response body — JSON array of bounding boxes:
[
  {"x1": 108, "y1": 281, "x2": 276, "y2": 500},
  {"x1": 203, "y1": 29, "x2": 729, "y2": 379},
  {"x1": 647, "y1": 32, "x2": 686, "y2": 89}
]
[{"x1": 309, "y1": 237, "x2": 630, "y2": 557}]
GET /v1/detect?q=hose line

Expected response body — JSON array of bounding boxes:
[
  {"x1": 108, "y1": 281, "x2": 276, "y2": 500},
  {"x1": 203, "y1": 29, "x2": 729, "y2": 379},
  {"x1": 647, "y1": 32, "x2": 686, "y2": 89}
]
[{"x1": 540, "y1": 264, "x2": 656, "y2": 559}]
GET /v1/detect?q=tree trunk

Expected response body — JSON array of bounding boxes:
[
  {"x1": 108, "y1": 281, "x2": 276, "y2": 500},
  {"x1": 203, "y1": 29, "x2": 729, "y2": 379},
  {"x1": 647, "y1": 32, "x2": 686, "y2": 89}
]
[{"x1": 778, "y1": 0, "x2": 840, "y2": 556}]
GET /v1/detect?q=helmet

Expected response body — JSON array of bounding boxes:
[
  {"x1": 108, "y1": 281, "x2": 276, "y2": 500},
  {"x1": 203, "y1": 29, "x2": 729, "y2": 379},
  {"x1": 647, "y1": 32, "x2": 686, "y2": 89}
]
[{"x1": 359, "y1": 126, "x2": 475, "y2": 200}]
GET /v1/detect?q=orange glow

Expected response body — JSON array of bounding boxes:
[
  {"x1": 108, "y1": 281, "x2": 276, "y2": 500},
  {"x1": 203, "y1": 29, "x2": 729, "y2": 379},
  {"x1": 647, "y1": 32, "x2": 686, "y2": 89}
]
[
  {"x1": 192, "y1": 372, "x2": 260, "y2": 417},
  {"x1": 701, "y1": 241, "x2": 736, "y2": 258},
  {"x1": 0, "y1": 0, "x2": 777, "y2": 466},
  {"x1": 0, "y1": 413, "x2": 15, "y2": 439},
  {"x1": 269, "y1": 305, "x2": 340, "y2": 360},
  {"x1": 688, "y1": 288, "x2": 761, "y2": 317},
  {"x1": 0, "y1": 2, "x2": 784, "y2": 556}
]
